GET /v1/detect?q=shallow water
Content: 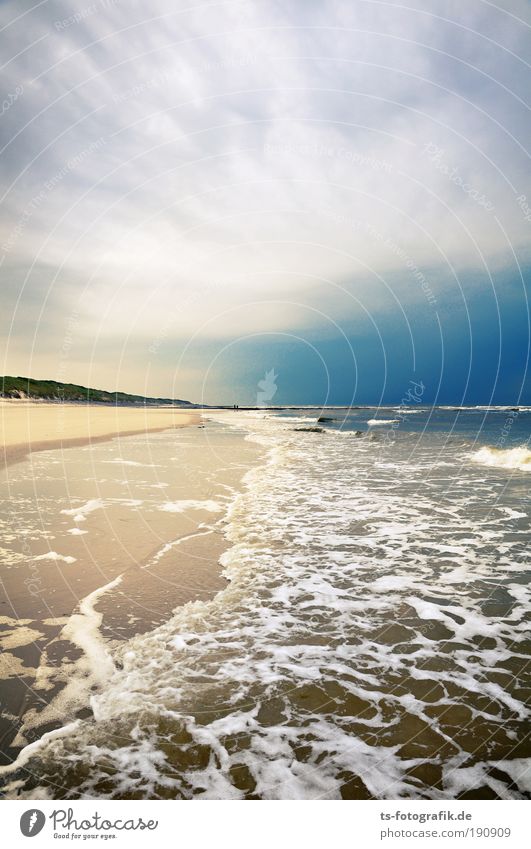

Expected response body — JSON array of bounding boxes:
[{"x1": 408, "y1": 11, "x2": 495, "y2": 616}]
[
  {"x1": 0, "y1": 424, "x2": 256, "y2": 765},
  {"x1": 0, "y1": 408, "x2": 530, "y2": 799}
]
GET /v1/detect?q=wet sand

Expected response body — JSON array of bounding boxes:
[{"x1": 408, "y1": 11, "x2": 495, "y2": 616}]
[
  {"x1": 0, "y1": 413, "x2": 259, "y2": 765},
  {"x1": 0, "y1": 400, "x2": 199, "y2": 469}
]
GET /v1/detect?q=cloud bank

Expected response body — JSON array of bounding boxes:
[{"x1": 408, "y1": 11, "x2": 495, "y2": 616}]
[{"x1": 0, "y1": 0, "x2": 530, "y2": 401}]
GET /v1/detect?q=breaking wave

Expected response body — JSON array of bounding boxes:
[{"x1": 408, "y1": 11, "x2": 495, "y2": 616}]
[
  {"x1": 471, "y1": 445, "x2": 531, "y2": 472},
  {"x1": 367, "y1": 419, "x2": 399, "y2": 425}
]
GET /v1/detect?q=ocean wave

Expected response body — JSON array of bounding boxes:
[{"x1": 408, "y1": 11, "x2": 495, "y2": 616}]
[
  {"x1": 471, "y1": 445, "x2": 531, "y2": 472},
  {"x1": 367, "y1": 418, "x2": 399, "y2": 425}
]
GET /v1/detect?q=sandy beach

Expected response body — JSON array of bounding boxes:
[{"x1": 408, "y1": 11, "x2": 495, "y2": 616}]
[
  {"x1": 0, "y1": 401, "x2": 200, "y2": 469},
  {"x1": 0, "y1": 405, "x2": 259, "y2": 766}
]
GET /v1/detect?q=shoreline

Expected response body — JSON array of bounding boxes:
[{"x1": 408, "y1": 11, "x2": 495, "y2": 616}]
[
  {"x1": 0, "y1": 401, "x2": 201, "y2": 469},
  {"x1": 0, "y1": 415, "x2": 260, "y2": 769}
]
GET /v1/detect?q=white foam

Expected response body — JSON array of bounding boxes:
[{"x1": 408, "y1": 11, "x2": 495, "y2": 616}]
[
  {"x1": 159, "y1": 499, "x2": 224, "y2": 514},
  {"x1": 0, "y1": 616, "x2": 32, "y2": 626},
  {"x1": 0, "y1": 722, "x2": 82, "y2": 778},
  {"x1": 367, "y1": 418, "x2": 399, "y2": 425},
  {"x1": 144, "y1": 527, "x2": 215, "y2": 569},
  {"x1": 493, "y1": 758, "x2": 531, "y2": 793},
  {"x1": 66, "y1": 575, "x2": 123, "y2": 672},
  {"x1": 442, "y1": 763, "x2": 523, "y2": 800},
  {"x1": 471, "y1": 444, "x2": 531, "y2": 472},
  {"x1": 61, "y1": 498, "x2": 143, "y2": 523},
  {"x1": 0, "y1": 627, "x2": 43, "y2": 650},
  {"x1": 103, "y1": 458, "x2": 161, "y2": 467},
  {"x1": 33, "y1": 551, "x2": 76, "y2": 564},
  {"x1": 0, "y1": 652, "x2": 36, "y2": 679},
  {"x1": 18, "y1": 575, "x2": 123, "y2": 737},
  {"x1": 3, "y1": 411, "x2": 529, "y2": 801},
  {"x1": 60, "y1": 498, "x2": 106, "y2": 522}
]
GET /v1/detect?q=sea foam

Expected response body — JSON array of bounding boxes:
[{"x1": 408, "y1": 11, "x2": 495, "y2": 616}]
[
  {"x1": 471, "y1": 444, "x2": 531, "y2": 471},
  {"x1": 2, "y1": 414, "x2": 529, "y2": 800}
]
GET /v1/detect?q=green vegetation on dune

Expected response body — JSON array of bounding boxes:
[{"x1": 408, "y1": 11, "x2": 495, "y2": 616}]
[{"x1": 0, "y1": 376, "x2": 195, "y2": 406}]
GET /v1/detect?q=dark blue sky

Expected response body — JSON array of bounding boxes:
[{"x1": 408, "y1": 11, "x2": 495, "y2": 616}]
[{"x1": 178, "y1": 260, "x2": 530, "y2": 405}]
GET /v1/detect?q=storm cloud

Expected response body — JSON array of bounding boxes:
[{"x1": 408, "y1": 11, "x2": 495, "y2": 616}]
[{"x1": 1, "y1": 0, "x2": 530, "y2": 402}]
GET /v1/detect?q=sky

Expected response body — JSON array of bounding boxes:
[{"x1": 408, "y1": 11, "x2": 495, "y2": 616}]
[{"x1": 1, "y1": 0, "x2": 530, "y2": 405}]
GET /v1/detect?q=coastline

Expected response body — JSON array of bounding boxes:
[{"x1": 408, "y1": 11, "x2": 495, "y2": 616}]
[
  {"x1": 1, "y1": 408, "x2": 529, "y2": 799},
  {"x1": 0, "y1": 401, "x2": 200, "y2": 469},
  {"x1": 0, "y1": 413, "x2": 261, "y2": 768}
]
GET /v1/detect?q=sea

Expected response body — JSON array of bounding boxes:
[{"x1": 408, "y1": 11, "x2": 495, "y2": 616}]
[{"x1": 0, "y1": 405, "x2": 530, "y2": 799}]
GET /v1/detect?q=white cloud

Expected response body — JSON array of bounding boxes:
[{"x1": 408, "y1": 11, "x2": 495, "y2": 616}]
[{"x1": 1, "y1": 0, "x2": 530, "y2": 392}]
